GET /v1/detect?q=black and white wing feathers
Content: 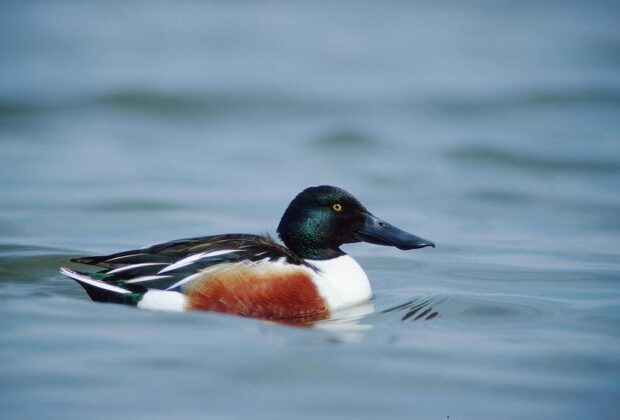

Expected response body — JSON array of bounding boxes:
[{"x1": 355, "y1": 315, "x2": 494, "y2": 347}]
[{"x1": 70, "y1": 234, "x2": 310, "y2": 291}]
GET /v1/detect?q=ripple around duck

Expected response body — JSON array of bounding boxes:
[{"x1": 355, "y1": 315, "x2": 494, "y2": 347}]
[
  {"x1": 0, "y1": 244, "x2": 77, "y2": 292},
  {"x1": 380, "y1": 296, "x2": 446, "y2": 322},
  {"x1": 444, "y1": 145, "x2": 620, "y2": 174},
  {"x1": 0, "y1": 243, "x2": 74, "y2": 257},
  {"x1": 374, "y1": 293, "x2": 548, "y2": 326},
  {"x1": 445, "y1": 295, "x2": 549, "y2": 325}
]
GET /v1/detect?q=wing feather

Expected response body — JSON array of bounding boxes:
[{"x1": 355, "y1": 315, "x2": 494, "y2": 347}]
[{"x1": 70, "y1": 234, "x2": 310, "y2": 291}]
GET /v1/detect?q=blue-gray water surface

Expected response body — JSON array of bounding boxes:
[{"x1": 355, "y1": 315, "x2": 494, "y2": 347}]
[{"x1": 1, "y1": 1, "x2": 620, "y2": 419}]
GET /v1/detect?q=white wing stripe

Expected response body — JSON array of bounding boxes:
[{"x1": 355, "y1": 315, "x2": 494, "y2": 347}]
[
  {"x1": 106, "y1": 253, "x2": 146, "y2": 262},
  {"x1": 107, "y1": 262, "x2": 168, "y2": 275},
  {"x1": 165, "y1": 272, "x2": 204, "y2": 291},
  {"x1": 158, "y1": 249, "x2": 240, "y2": 274},
  {"x1": 60, "y1": 267, "x2": 131, "y2": 294},
  {"x1": 200, "y1": 249, "x2": 241, "y2": 258},
  {"x1": 124, "y1": 275, "x2": 173, "y2": 284}
]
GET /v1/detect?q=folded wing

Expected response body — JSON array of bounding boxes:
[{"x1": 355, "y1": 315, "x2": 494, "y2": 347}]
[{"x1": 70, "y1": 234, "x2": 311, "y2": 292}]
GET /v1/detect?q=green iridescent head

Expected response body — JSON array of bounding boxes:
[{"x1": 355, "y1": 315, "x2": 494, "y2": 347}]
[{"x1": 277, "y1": 185, "x2": 434, "y2": 260}]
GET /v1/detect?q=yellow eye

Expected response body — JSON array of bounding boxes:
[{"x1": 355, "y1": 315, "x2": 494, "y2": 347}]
[{"x1": 332, "y1": 203, "x2": 343, "y2": 212}]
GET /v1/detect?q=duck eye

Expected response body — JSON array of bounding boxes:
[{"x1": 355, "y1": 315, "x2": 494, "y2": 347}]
[{"x1": 332, "y1": 203, "x2": 343, "y2": 212}]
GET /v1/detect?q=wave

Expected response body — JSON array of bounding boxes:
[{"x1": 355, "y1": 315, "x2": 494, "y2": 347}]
[{"x1": 445, "y1": 145, "x2": 620, "y2": 174}]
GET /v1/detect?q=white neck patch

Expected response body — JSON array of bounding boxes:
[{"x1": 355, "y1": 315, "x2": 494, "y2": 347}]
[{"x1": 305, "y1": 255, "x2": 372, "y2": 312}]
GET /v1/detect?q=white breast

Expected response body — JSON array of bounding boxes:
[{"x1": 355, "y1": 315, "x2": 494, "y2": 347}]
[{"x1": 305, "y1": 255, "x2": 372, "y2": 312}]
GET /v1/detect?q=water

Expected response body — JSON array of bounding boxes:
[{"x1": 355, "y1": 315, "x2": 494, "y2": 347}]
[{"x1": 1, "y1": 1, "x2": 619, "y2": 418}]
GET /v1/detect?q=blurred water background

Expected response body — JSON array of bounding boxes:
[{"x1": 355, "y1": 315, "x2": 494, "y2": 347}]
[{"x1": 1, "y1": 1, "x2": 620, "y2": 419}]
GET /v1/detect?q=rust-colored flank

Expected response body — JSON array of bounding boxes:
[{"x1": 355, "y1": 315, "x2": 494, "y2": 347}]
[{"x1": 184, "y1": 263, "x2": 329, "y2": 322}]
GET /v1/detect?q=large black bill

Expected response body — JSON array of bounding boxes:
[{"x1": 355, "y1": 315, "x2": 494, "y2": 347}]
[{"x1": 354, "y1": 213, "x2": 435, "y2": 250}]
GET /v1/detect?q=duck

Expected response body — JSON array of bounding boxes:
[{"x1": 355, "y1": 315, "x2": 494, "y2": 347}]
[{"x1": 60, "y1": 185, "x2": 434, "y2": 322}]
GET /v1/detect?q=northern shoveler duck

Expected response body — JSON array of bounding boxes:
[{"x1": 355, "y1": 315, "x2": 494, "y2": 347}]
[{"x1": 60, "y1": 185, "x2": 434, "y2": 322}]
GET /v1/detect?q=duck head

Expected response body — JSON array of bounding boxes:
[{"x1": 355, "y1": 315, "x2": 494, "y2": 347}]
[{"x1": 277, "y1": 185, "x2": 435, "y2": 260}]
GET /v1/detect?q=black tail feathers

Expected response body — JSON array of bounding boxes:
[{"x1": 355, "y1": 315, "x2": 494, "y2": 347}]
[{"x1": 60, "y1": 267, "x2": 140, "y2": 305}]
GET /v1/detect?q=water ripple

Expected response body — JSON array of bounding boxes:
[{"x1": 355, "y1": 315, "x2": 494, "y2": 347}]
[
  {"x1": 445, "y1": 145, "x2": 620, "y2": 174},
  {"x1": 310, "y1": 128, "x2": 378, "y2": 150},
  {"x1": 413, "y1": 87, "x2": 620, "y2": 116},
  {"x1": 382, "y1": 296, "x2": 446, "y2": 322}
]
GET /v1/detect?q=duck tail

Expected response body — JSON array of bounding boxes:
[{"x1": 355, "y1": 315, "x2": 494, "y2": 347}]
[{"x1": 60, "y1": 267, "x2": 140, "y2": 305}]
